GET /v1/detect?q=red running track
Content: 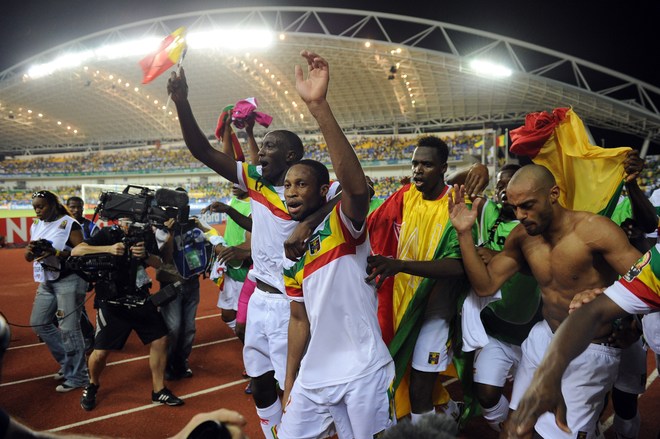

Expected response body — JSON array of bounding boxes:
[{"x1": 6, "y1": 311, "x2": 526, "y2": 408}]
[{"x1": 0, "y1": 247, "x2": 659, "y2": 438}]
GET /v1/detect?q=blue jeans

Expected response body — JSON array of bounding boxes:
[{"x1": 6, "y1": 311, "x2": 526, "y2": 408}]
[
  {"x1": 30, "y1": 273, "x2": 89, "y2": 387},
  {"x1": 160, "y1": 276, "x2": 200, "y2": 373}
]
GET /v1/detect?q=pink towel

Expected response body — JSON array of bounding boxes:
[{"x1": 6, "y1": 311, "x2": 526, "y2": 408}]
[{"x1": 232, "y1": 97, "x2": 273, "y2": 129}]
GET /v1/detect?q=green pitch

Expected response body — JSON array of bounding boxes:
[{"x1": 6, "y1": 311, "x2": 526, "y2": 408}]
[{"x1": 0, "y1": 209, "x2": 97, "y2": 219}]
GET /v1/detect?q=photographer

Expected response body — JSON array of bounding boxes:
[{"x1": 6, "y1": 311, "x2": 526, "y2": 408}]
[
  {"x1": 71, "y1": 217, "x2": 184, "y2": 411},
  {"x1": 25, "y1": 190, "x2": 89, "y2": 393}
]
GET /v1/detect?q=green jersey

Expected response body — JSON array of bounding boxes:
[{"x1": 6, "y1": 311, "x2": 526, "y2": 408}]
[
  {"x1": 224, "y1": 197, "x2": 251, "y2": 282},
  {"x1": 479, "y1": 200, "x2": 543, "y2": 345}
]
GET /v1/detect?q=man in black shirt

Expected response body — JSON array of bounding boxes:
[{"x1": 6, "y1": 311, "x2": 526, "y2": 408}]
[{"x1": 71, "y1": 218, "x2": 183, "y2": 411}]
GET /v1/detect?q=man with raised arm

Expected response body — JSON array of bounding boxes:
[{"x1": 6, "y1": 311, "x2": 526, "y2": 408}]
[
  {"x1": 278, "y1": 50, "x2": 395, "y2": 439},
  {"x1": 448, "y1": 164, "x2": 642, "y2": 438},
  {"x1": 168, "y1": 66, "x2": 335, "y2": 438},
  {"x1": 506, "y1": 243, "x2": 660, "y2": 438},
  {"x1": 168, "y1": 68, "x2": 307, "y2": 437}
]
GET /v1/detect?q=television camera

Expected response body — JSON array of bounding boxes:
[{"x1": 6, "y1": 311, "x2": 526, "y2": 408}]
[{"x1": 66, "y1": 185, "x2": 192, "y2": 307}]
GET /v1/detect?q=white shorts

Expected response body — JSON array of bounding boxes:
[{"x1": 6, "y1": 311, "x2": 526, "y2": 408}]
[
  {"x1": 216, "y1": 276, "x2": 243, "y2": 311},
  {"x1": 278, "y1": 362, "x2": 396, "y2": 439},
  {"x1": 411, "y1": 315, "x2": 452, "y2": 372},
  {"x1": 615, "y1": 338, "x2": 647, "y2": 394},
  {"x1": 473, "y1": 336, "x2": 522, "y2": 387},
  {"x1": 643, "y1": 312, "x2": 660, "y2": 354},
  {"x1": 242, "y1": 288, "x2": 290, "y2": 388},
  {"x1": 510, "y1": 320, "x2": 620, "y2": 439}
]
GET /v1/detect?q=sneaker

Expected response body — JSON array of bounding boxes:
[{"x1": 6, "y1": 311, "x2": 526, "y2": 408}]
[
  {"x1": 441, "y1": 399, "x2": 465, "y2": 423},
  {"x1": 183, "y1": 368, "x2": 193, "y2": 378},
  {"x1": 152, "y1": 387, "x2": 184, "y2": 406},
  {"x1": 56, "y1": 383, "x2": 83, "y2": 393},
  {"x1": 53, "y1": 370, "x2": 65, "y2": 381},
  {"x1": 80, "y1": 384, "x2": 98, "y2": 411},
  {"x1": 244, "y1": 381, "x2": 252, "y2": 394}
]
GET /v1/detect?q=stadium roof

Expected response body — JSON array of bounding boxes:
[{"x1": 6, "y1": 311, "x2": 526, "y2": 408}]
[{"x1": 1, "y1": 6, "x2": 659, "y2": 156}]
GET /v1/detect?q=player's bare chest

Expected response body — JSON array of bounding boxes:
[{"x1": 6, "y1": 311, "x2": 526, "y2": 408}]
[{"x1": 523, "y1": 238, "x2": 594, "y2": 288}]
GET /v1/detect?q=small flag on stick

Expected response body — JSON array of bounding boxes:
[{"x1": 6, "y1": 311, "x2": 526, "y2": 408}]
[{"x1": 139, "y1": 27, "x2": 187, "y2": 84}]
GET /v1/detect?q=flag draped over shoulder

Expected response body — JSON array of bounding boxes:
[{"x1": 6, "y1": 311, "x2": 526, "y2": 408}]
[
  {"x1": 510, "y1": 107, "x2": 630, "y2": 216},
  {"x1": 367, "y1": 184, "x2": 476, "y2": 420},
  {"x1": 215, "y1": 105, "x2": 245, "y2": 162},
  {"x1": 139, "y1": 27, "x2": 187, "y2": 85}
]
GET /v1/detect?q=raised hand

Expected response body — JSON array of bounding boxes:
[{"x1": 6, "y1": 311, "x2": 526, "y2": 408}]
[
  {"x1": 448, "y1": 184, "x2": 481, "y2": 234},
  {"x1": 623, "y1": 149, "x2": 644, "y2": 182},
  {"x1": 294, "y1": 50, "x2": 329, "y2": 106},
  {"x1": 167, "y1": 68, "x2": 189, "y2": 103}
]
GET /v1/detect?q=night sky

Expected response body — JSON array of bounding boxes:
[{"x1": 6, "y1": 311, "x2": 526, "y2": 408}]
[{"x1": 2, "y1": 0, "x2": 659, "y2": 152}]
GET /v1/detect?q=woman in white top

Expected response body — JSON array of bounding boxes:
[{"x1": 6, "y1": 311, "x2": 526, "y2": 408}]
[{"x1": 25, "y1": 190, "x2": 89, "y2": 392}]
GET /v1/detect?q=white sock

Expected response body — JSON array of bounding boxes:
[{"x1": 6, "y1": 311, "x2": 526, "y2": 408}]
[
  {"x1": 410, "y1": 409, "x2": 435, "y2": 424},
  {"x1": 614, "y1": 411, "x2": 640, "y2": 439},
  {"x1": 482, "y1": 395, "x2": 509, "y2": 432},
  {"x1": 256, "y1": 399, "x2": 282, "y2": 438},
  {"x1": 224, "y1": 318, "x2": 236, "y2": 332}
]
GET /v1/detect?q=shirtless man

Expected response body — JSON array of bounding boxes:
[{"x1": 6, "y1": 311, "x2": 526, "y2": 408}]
[{"x1": 448, "y1": 164, "x2": 642, "y2": 438}]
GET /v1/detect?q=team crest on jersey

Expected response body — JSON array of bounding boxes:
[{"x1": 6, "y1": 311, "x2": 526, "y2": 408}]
[
  {"x1": 59, "y1": 220, "x2": 68, "y2": 229},
  {"x1": 308, "y1": 235, "x2": 321, "y2": 256},
  {"x1": 622, "y1": 252, "x2": 651, "y2": 282},
  {"x1": 428, "y1": 352, "x2": 440, "y2": 365}
]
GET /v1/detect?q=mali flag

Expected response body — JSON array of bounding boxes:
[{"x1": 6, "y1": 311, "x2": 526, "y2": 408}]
[
  {"x1": 510, "y1": 107, "x2": 630, "y2": 216},
  {"x1": 139, "y1": 27, "x2": 187, "y2": 85},
  {"x1": 367, "y1": 184, "x2": 476, "y2": 420}
]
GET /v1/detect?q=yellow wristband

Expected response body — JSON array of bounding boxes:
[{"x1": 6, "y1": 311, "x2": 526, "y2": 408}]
[{"x1": 55, "y1": 249, "x2": 61, "y2": 257}]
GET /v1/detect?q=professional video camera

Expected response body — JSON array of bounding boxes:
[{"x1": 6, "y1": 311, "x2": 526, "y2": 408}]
[
  {"x1": 93, "y1": 185, "x2": 189, "y2": 227},
  {"x1": 66, "y1": 185, "x2": 194, "y2": 307}
]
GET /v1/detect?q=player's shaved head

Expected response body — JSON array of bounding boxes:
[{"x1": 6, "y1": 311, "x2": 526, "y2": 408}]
[{"x1": 508, "y1": 164, "x2": 556, "y2": 194}]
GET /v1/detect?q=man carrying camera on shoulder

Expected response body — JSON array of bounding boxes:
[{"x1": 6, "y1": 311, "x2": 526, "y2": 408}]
[{"x1": 71, "y1": 217, "x2": 184, "y2": 411}]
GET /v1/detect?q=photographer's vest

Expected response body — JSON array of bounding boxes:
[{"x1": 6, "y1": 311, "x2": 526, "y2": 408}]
[{"x1": 30, "y1": 215, "x2": 76, "y2": 282}]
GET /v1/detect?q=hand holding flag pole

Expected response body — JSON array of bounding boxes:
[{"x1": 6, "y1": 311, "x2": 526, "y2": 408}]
[{"x1": 163, "y1": 46, "x2": 188, "y2": 115}]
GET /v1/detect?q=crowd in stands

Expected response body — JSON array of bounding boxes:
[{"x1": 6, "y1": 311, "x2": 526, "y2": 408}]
[
  {"x1": 0, "y1": 176, "x2": 408, "y2": 209},
  {"x1": 2, "y1": 136, "x2": 658, "y2": 209},
  {"x1": 1, "y1": 134, "x2": 483, "y2": 177}
]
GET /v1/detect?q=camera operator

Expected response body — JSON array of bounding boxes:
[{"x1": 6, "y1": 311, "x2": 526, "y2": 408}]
[
  {"x1": 25, "y1": 190, "x2": 89, "y2": 393},
  {"x1": 71, "y1": 217, "x2": 184, "y2": 411}
]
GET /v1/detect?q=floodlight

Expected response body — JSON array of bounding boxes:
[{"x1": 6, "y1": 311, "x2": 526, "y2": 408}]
[{"x1": 468, "y1": 59, "x2": 512, "y2": 78}]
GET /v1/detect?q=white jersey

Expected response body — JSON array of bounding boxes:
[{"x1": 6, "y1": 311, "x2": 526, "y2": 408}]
[
  {"x1": 284, "y1": 203, "x2": 393, "y2": 389},
  {"x1": 236, "y1": 161, "x2": 296, "y2": 293},
  {"x1": 30, "y1": 215, "x2": 76, "y2": 282}
]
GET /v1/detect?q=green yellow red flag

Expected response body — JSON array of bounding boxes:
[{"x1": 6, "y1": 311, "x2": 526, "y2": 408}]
[
  {"x1": 139, "y1": 27, "x2": 187, "y2": 85},
  {"x1": 510, "y1": 107, "x2": 630, "y2": 216}
]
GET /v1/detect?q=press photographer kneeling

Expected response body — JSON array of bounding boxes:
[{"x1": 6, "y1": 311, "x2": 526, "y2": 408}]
[{"x1": 70, "y1": 188, "x2": 185, "y2": 411}]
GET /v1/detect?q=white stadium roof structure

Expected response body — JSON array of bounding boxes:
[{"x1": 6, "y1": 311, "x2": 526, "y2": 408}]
[{"x1": 1, "y1": 6, "x2": 659, "y2": 156}]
